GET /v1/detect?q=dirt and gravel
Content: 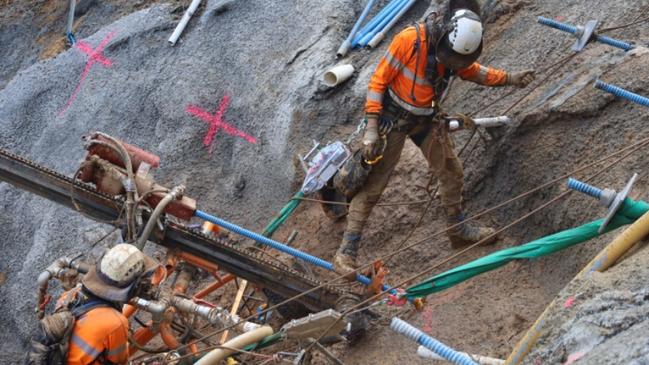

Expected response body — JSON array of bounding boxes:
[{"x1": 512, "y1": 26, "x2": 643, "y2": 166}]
[{"x1": 2, "y1": 0, "x2": 649, "y2": 364}]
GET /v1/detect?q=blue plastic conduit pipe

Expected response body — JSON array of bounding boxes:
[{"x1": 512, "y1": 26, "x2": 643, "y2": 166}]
[
  {"x1": 352, "y1": 0, "x2": 403, "y2": 44},
  {"x1": 194, "y1": 210, "x2": 396, "y2": 292},
  {"x1": 357, "y1": 0, "x2": 409, "y2": 47},
  {"x1": 390, "y1": 318, "x2": 478, "y2": 365},
  {"x1": 352, "y1": 0, "x2": 406, "y2": 47},
  {"x1": 337, "y1": 0, "x2": 378, "y2": 58},
  {"x1": 594, "y1": 80, "x2": 649, "y2": 108},
  {"x1": 537, "y1": 16, "x2": 634, "y2": 51},
  {"x1": 367, "y1": 0, "x2": 418, "y2": 48}
]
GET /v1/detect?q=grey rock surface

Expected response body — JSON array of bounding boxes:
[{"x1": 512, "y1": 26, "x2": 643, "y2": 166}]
[
  {"x1": 3, "y1": 0, "x2": 649, "y2": 364},
  {"x1": 0, "y1": 0, "x2": 369, "y2": 359}
]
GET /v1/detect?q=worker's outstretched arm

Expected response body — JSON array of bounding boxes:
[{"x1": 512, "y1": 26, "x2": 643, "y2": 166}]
[
  {"x1": 365, "y1": 32, "x2": 411, "y2": 119},
  {"x1": 458, "y1": 63, "x2": 535, "y2": 87}
]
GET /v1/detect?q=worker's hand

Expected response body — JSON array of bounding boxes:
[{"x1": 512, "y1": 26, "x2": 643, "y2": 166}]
[
  {"x1": 362, "y1": 118, "x2": 381, "y2": 161},
  {"x1": 507, "y1": 70, "x2": 536, "y2": 88},
  {"x1": 449, "y1": 113, "x2": 476, "y2": 130}
]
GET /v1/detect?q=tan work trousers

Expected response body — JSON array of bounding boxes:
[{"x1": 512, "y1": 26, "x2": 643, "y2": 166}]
[{"x1": 345, "y1": 122, "x2": 464, "y2": 234}]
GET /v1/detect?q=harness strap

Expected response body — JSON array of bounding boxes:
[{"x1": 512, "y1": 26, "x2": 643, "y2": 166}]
[{"x1": 70, "y1": 299, "x2": 110, "y2": 318}]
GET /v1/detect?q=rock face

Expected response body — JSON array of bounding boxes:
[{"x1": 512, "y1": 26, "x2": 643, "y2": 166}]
[
  {"x1": 2, "y1": 0, "x2": 649, "y2": 363},
  {"x1": 0, "y1": 0, "x2": 372, "y2": 359}
]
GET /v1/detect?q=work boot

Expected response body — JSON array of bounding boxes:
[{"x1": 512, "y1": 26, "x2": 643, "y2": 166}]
[
  {"x1": 333, "y1": 233, "x2": 361, "y2": 280},
  {"x1": 446, "y1": 206, "x2": 497, "y2": 249}
]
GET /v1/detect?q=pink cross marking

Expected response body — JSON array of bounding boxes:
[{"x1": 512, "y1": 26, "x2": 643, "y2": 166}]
[
  {"x1": 58, "y1": 31, "x2": 117, "y2": 117},
  {"x1": 564, "y1": 296, "x2": 576, "y2": 308},
  {"x1": 186, "y1": 95, "x2": 257, "y2": 153}
]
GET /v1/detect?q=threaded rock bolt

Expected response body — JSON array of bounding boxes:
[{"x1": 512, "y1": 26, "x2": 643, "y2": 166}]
[
  {"x1": 390, "y1": 318, "x2": 478, "y2": 365},
  {"x1": 595, "y1": 34, "x2": 634, "y2": 51},
  {"x1": 538, "y1": 16, "x2": 633, "y2": 51},
  {"x1": 537, "y1": 16, "x2": 578, "y2": 34},
  {"x1": 567, "y1": 178, "x2": 616, "y2": 207},
  {"x1": 595, "y1": 80, "x2": 649, "y2": 108}
]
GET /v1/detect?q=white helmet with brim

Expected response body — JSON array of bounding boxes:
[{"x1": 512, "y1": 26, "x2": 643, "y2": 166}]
[
  {"x1": 82, "y1": 243, "x2": 159, "y2": 303},
  {"x1": 436, "y1": 1, "x2": 484, "y2": 70}
]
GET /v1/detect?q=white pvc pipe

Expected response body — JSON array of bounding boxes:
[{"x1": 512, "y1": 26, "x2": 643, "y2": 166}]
[
  {"x1": 194, "y1": 326, "x2": 273, "y2": 365},
  {"x1": 367, "y1": 0, "x2": 418, "y2": 48},
  {"x1": 66, "y1": 0, "x2": 76, "y2": 37},
  {"x1": 449, "y1": 116, "x2": 511, "y2": 131},
  {"x1": 323, "y1": 64, "x2": 355, "y2": 87},
  {"x1": 418, "y1": 346, "x2": 505, "y2": 365},
  {"x1": 169, "y1": 0, "x2": 202, "y2": 45}
]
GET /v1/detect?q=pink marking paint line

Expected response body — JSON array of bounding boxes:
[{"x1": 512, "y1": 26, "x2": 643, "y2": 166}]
[
  {"x1": 186, "y1": 95, "x2": 257, "y2": 153},
  {"x1": 421, "y1": 306, "x2": 433, "y2": 334},
  {"x1": 58, "y1": 31, "x2": 117, "y2": 117}
]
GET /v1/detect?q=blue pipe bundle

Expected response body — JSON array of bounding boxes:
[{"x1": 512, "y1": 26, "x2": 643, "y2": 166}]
[{"x1": 352, "y1": 0, "x2": 410, "y2": 48}]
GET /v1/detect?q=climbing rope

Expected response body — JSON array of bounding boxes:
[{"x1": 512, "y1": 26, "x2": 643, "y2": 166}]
[
  {"x1": 599, "y1": 5, "x2": 649, "y2": 34},
  {"x1": 292, "y1": 196, "x2": 429, "y2": 207}
]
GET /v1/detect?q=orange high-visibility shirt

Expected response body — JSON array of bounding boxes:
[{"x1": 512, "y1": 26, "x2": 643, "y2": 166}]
[
  {"x1": 365, "y1": 24, "x2": 508, "y2": 117},
  {"x1": 56, "y1": 288, "x2": 129, "y2": 365},
  {"x1": 67, "y1": 306, "x2": 129, "y2": 365}
]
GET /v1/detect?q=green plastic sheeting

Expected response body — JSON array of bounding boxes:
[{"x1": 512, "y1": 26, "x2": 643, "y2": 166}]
[
  {"x1": 261, "y1": 191, "x2": 305, "y2": 238},
  {"x1": 406, "y1": 197, "x2": 649, "y2": 300}
]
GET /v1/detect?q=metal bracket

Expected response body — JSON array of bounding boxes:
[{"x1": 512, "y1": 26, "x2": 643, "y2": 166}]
[
  {"x1": 573, "y1": 20, "x2": 599, "y2": 52},
  {"x1": 367, "y1": 261, "x2": 389, "y2": 296},
  {"x1": 600, "y1": 173, "x2": 638, "y2": 233},
  {"x1": 299, "y1": 140, "x2": 321, "y2": 173}
]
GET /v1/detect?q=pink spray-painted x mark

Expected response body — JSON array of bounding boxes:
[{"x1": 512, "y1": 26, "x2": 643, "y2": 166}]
[
  {"x1": 187, "y1": 95, "x2": 257, "y2": 153},
  {"x1": 58, "y1": 31, "x2": 117, "y2": 117}
]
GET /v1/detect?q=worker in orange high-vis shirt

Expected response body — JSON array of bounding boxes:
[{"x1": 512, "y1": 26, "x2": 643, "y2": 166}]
[
  {"x1": 27, "y1": 244, "x2": 159, "y2": 365},
  {"x1": 334, "y1": 0, "x2": 536, "y2": 274}
]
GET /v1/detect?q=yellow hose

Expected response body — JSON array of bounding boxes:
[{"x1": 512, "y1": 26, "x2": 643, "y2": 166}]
[
  {"x1": 505, "y1": 210, "x2": 649, "y2": 365},
  {"x1": 193, "y1": 326, "x2": 273, "y2": 365}
]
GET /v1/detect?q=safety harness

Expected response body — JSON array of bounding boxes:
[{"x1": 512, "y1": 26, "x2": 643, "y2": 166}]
[{"x1": 384, "y1": 15, "x2": 454, "y2": 127}]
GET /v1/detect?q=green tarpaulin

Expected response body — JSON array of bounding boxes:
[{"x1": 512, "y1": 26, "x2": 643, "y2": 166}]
[
  {"x1": 261, "y1": 191, "x2": 304, "y2": 237},
  {"x1": 406, "y1": 197, "x2": 649, "y2": 300}
]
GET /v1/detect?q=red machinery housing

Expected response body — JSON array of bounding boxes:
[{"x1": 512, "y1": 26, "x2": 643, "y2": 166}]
[{"x1": 77, "y1": 133, "x2": 196, "y2": 220}]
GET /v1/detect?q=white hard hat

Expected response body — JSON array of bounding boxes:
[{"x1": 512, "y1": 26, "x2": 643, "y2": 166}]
[
  {"x1": 435, "y1": 7, "x2": 484, "y2": 70},
  {"x1": 100, "y1": 244, "x2": 146, "y2": 285},
  {"x1": 448, "y1": 10, "x2": 483, "y2": 55},
  {"x1": 83, "y1": 244, "x2": 157, "y2": 302}
]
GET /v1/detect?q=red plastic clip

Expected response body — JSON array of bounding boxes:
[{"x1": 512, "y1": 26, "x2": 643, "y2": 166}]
[{"x1": 387, "y1": 289, "x2": 407, "y2": 307}]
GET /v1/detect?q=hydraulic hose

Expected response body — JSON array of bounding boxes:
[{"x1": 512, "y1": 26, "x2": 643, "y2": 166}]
[
  {"x1": 36, "y1": 257, "x2": 90, "y2": 318},
  {"x1": 337, "y1": 0, "x2": 378, "y2": 57},
  {"x1": 391, "y1": 318, "x2": 478, "y2": 365},
  {"x1": 92, "y1": 133, "x2": 139, "y2": 242},
  {"x1": 193, "y1": 326, "x2": 274, "y2": 365},
  {"x1": 135, "y1": 185, "x2": 185, "y2": 250},
  {"x1": 194, "y1": 210, "x2": 391, "y2": 290}
]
